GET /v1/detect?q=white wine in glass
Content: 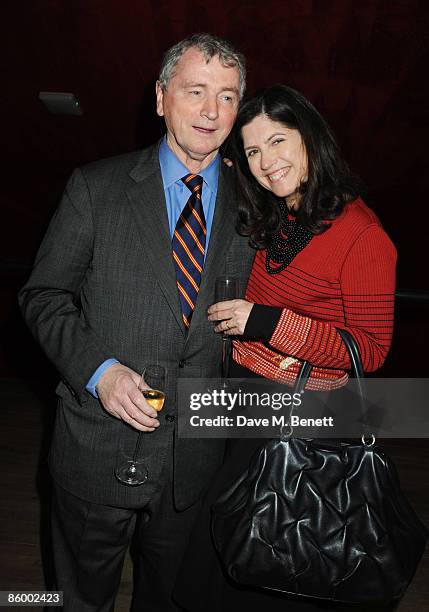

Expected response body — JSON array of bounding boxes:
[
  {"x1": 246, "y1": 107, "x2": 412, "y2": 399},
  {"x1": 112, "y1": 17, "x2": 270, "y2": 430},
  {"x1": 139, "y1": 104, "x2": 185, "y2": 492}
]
[{"x1": 141, "y1": 388, "x2": 165, "y2": 412}]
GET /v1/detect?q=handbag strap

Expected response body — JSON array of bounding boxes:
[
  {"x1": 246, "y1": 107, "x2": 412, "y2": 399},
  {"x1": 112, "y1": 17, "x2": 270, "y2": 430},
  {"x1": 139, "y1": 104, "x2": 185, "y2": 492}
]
[
  {"x1": 337, "y1": 328, "x2": 367, "y2": 423},
  {"x1": 291, "y1": 328, "x2": 374, "y2": 444},
  {"x1": 337, "y1": 328, "x2": 364, "y2": 378}
]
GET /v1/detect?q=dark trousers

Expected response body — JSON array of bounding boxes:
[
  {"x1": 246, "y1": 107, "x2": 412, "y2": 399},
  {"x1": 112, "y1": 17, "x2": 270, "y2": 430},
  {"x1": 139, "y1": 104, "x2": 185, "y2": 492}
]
[{"x1": 51, "y1": 475, "x2": 202, "y2": 612}]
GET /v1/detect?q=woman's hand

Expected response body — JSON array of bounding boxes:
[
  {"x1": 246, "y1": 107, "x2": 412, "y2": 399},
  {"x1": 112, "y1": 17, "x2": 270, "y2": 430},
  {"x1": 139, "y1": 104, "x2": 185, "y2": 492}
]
[{"x1": 208, "y1": 299, "x2": 254, "y2": 335}]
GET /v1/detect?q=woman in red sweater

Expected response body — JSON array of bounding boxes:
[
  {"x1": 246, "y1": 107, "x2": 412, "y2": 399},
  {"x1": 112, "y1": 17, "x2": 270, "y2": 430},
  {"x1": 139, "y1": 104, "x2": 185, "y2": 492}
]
[
  {"x1": 175, "y1": 85, "x2": 397, "y2": 612},
  {"x1": 210, "y1": 84, "x2": 396, "y2": 389}
]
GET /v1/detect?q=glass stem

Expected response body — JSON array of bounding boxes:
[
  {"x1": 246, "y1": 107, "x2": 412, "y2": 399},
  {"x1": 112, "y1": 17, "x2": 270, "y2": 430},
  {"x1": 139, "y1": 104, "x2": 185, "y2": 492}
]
[
  {"x1": 132, "y1": 432, "x2": 143, "y2": 463},
  {"x1": 221, "y1": 336, "x2": 230, "y2": 378}
]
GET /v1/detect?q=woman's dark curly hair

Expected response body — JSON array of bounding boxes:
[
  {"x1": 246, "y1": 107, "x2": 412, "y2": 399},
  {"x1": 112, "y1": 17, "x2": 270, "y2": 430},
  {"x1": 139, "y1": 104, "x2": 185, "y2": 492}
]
[{"x1": 230, "y1": 84, "x2": 363, "y2": 248}]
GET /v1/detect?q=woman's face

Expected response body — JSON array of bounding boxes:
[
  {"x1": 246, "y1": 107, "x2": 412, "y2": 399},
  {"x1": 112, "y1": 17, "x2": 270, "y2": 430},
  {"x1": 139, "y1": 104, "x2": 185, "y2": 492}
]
[{"x1": 241, "y1": 114, "x2": 308, "y2": 201}]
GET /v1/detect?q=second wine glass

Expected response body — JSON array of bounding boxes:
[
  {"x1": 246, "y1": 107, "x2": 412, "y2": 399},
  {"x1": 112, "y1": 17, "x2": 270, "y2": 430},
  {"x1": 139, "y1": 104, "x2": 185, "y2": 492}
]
[
  {"x1": 214, "y1": 276, "x2": 239, "y2": 379},
  {"x1": 215, "y1": 276, "x2": 239, "y2": 305}
]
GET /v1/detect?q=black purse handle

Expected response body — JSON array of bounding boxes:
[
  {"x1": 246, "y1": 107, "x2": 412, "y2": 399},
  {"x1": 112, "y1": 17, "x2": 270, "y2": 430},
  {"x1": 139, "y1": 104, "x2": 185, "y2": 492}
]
[{"x1": 291, "y1": 328, "x2": 374, "y2": 445}]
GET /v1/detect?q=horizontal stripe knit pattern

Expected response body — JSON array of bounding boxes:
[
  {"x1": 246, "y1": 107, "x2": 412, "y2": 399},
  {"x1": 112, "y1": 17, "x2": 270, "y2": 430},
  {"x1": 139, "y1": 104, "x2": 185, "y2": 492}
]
[{"x1": 233, "y1": 199, "x2": 397, "y2": 389}]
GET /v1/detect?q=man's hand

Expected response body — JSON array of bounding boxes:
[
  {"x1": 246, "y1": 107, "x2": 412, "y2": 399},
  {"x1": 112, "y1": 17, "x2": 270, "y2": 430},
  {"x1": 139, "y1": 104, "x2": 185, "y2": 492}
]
[
  {"x1": 96, "y1": 363, "x2": 160, "y2": 432},
  {"x1": 208, "y1": 299, "x2": 254, "y2": 335}
]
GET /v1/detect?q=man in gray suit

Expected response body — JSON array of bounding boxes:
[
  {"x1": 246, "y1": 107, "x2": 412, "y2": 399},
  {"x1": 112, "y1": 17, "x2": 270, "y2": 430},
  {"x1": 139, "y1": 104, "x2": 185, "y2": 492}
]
[{"x1": 19, "y1": 33, "x2": 254, "y2": 611}]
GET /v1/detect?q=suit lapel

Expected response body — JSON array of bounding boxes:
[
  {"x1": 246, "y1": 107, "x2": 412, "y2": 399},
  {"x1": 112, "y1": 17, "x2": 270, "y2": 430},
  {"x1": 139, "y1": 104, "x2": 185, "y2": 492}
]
[{"x1": 126, "y1": 144, "x2": 184, "y2": 334}]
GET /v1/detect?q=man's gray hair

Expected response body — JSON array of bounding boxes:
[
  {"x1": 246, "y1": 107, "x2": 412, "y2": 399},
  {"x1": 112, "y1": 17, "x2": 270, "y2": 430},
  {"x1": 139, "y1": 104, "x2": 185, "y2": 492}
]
[{"x1": 158, "y1": 33, "x2": 246, "y2": 99}]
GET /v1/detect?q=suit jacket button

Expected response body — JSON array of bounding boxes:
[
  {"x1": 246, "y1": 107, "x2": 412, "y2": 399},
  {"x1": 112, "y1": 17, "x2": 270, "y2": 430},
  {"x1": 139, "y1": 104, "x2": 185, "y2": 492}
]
[{"x1": 165, "y1": 414, "x2": 175, "y2": 422}]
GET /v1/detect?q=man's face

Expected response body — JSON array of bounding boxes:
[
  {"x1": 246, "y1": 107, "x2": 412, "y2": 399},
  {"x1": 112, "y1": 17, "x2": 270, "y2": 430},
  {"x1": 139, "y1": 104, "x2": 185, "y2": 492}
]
[{"x1": 156, "y1": 47, "x2": 240, "y2": 171}]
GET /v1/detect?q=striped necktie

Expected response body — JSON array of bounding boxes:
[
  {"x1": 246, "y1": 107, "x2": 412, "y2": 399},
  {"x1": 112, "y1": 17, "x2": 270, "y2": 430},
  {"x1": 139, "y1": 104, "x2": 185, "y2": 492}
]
[{"x1": 172, "y1": 174, "x2": 206, "y2": 329}]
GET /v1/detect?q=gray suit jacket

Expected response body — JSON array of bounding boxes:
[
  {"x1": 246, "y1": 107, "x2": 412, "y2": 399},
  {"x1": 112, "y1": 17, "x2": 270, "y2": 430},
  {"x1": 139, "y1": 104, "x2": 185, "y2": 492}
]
[{"x1": 19, "y1": 142, "x2": 255, "y2": 509}]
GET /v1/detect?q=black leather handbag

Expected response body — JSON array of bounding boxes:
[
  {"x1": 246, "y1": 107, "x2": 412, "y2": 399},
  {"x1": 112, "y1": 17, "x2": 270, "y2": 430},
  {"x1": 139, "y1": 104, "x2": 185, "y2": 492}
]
[{"x1": 212, "y1": 329, "x2": 427, "y2": 604}]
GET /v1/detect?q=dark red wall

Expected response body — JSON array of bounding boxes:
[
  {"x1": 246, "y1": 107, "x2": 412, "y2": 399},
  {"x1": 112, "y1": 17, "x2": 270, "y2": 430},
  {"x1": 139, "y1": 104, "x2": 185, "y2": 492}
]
[{"x1": 2, "y1": 0, "x2": 429, "y2": 375}]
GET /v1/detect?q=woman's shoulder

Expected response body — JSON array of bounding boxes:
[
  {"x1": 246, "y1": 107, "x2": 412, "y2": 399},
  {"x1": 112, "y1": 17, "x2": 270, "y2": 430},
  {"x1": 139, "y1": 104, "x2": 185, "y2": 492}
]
[
  {"x1": 321, "y1": 197, "x2": 396, "y2": 260},
  {"x1": 334, "y1": 197, "x2": 383, "y2": 231}
]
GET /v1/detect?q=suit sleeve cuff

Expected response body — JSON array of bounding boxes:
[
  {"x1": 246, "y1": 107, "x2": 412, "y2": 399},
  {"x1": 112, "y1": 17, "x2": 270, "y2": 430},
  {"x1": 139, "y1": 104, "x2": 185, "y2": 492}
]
[
  {"x1": 86, "y1": 358, "x2": 119, "y2": 398},
  {"x1": 244, "y1": 304, "x2": 283, "y2": 339}
]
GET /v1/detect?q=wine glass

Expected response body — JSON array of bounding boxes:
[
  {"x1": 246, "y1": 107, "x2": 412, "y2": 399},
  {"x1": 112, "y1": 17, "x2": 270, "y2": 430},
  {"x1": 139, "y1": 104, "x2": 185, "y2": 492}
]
[
  {"x1": 215, "y1": 276, "x2": 239, "y2": 306},
  {"x1": 115, "y1": 364, "x2": 166, "y2": 486},
  {"x1": 214, "y1": 276, "x2": 239, "y2": 379}
]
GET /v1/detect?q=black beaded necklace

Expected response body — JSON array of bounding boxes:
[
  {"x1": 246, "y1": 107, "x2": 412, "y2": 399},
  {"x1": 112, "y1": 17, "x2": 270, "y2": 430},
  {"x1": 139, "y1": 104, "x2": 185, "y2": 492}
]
[{"x1": 265, "y1": 200, "x2": 313, "y2": 274}]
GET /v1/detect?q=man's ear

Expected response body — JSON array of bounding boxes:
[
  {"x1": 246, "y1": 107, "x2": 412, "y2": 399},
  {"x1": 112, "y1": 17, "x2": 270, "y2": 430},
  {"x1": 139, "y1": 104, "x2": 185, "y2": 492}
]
[{"x1": 155, "y1": 81, "x2": 164, "y2": 117}]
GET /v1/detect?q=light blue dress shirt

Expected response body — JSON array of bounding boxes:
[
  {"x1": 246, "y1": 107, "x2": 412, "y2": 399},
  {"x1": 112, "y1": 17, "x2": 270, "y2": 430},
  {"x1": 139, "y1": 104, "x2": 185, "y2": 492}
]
[
  {"x1": 86, "y1": 138, "x2": 220, "y2": 397},
  {"x1": 159, "y1": 137, "x2": 219, "y2": 246}
]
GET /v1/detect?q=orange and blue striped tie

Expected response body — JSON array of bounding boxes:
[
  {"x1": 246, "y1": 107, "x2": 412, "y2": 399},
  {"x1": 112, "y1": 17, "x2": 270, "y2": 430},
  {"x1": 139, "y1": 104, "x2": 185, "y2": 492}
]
[{"x1": 172, "y1": 174, "x2": 206, "y2": 329}]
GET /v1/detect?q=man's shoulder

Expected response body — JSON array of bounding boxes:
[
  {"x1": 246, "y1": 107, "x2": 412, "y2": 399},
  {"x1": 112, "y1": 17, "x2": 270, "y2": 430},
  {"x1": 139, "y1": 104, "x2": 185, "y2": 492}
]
[{"x1": 78, "y1": 141, "x2": 161, "y2": 183}]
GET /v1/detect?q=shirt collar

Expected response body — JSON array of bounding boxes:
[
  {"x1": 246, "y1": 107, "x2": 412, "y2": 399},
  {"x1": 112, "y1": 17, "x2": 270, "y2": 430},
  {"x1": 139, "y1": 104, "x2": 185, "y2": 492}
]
[{"x1": 159, "y1": 136, "x2": 220, "y2": 191}]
